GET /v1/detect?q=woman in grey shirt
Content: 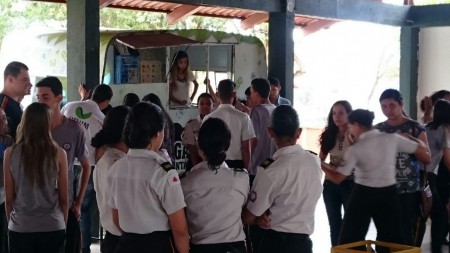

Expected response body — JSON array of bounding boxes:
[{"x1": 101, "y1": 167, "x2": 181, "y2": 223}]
[
  {"x1": 425, "y1": 99, "x2": 450, "y2": 253},
  {"x1": 4, "y1": 102, "x2": 68, "y2": 253}
]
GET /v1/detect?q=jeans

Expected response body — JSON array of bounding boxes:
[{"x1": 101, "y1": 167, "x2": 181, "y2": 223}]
[
  {"x1": 74, "y1": 165, "x2": 98, "y2": 253},
  {"x1": 323, "y1": 179, "x2": 353, "y2": 246}
]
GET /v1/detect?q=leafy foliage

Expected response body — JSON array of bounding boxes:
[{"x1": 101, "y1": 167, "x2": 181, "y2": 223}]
[{"x1": 0, "y1": 0, "x2": 268, "y2": 47}]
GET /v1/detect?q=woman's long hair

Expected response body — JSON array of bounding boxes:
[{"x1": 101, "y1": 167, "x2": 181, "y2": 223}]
[
  {"x1": 169, "y1": 51, "x2": 189, "y2": 91},
  {"x1": 319, "y1": 100, "x2": 352, "y2": 154},
  {"x1": 15, "y1": 103, "x2": 59, "y2": 187},
  {"x1": 142, "y1": 93, "x2": 175, "y2": 155},
  {"x1": 170, "y1": 51, "x2": 189, "y2": 77},
  {"x1": 91, "y1": 105, "x2": 130, "y2": 148},
  {"x1": 427, "y1": 99, "x2": 450, "y2": 130}
]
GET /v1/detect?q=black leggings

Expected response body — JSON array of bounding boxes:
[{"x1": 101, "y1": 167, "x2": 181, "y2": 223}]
[{"x1": 9, "y1": 229, "x2": 65, "y2": 253}]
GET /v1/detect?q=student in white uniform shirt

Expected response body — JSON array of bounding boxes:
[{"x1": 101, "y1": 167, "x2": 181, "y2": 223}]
[
  {"x1": 182, "y1": 118, "x2": 249, "y2": 253},
  {"x1": 107, "y1": 102, "x2": 189, "y2": 253},
  {"x1": 91, "y1": 106, "x2": 130, "y2": 253},
  {"x1": 323, "y1": 109, "x2": 430, "y2": 248},
  {"x1": 183, "y1": 93, "x2": 214, "y2": 171},
  {"x1": 242, "y1": 105, "x2": 323, "y2": 253},
  {"x1": 203, "y1": 79, "x2": 255, "y2": 170}
]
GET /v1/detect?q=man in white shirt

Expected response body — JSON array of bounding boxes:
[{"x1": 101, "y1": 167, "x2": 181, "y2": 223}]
[
  {"x1": 203, "y1": 79, "x2": 255, "y2": 170},
  {"x1": 62, "y1": 84, "x2": 112, "y2": 253}
]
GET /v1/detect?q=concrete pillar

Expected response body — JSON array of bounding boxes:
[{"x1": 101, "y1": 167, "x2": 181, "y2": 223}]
[
  {"x1": 67, "y1": 0, "x2": 100, "y2": 102},
  {"x1": 399, "y1": 27, "x2": 419, "y2": 119},
  {"x1": 268, "y1": 0, "x2": 295, "y2": 104}
]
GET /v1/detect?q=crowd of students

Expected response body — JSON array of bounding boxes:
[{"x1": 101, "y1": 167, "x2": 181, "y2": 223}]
[
  {"x1": 320, "y1": 89, "x2": 450, "y2": 253},
  {"x1": 0, "y1": 58, "x2": 449, "y2": 253}
]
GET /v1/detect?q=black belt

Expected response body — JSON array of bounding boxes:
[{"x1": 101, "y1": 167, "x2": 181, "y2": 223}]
[
  {"x1": 225, "y1": 159, "x2": 244, "y2": 169},
  {"x1": 122, "y1": 230, "x2": 170, "y2": 238},
  {"x1": 266, "y1": 229, "x2": 310, "y2": 240},
  {"x1": 190, "y1": 241, "x2": 246, "y2": 253}
]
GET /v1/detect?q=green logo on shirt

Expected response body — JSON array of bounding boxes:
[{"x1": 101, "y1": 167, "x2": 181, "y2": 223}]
[{"x1": 75, "y1": 107, "x2": 92, "y2": 120}]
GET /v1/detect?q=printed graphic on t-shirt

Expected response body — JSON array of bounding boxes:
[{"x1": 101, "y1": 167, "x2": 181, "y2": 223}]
[
  {"x1": 63, "y1": 143, "x2": 72, "y2": 151},
  {"x1": 75, "y1": 107, "x2": 92, "y2": 120},
  {"x1": 375, "y1": 120, "x2": 422, "y2": 192}
]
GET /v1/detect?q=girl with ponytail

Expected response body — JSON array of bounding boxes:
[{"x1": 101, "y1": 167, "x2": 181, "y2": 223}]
[
  {"x1": 91, "y1": 105, "x2": 129, "y2": 253},
  {"x1": 181, "y1": 118, "x2": 249, "y2": 253}
]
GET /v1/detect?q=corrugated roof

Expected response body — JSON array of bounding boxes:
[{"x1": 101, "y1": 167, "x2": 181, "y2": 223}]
[{"x1": 32, "y1": 0, "x2": 337, "y2": 32}]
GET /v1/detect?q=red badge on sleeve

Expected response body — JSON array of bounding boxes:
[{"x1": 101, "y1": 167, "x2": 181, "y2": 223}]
[{"x1": 168, "y1": 174, "x2": 180, "y2": 185}]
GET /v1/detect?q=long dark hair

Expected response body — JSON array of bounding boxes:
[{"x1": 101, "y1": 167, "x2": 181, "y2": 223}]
[
  {"x1": 91, "y1": 106, "x2": 130, "y2": 148},
  {"x1": 123, "y1": 102, "x2": 165, "y2": 149},
  {"x1": 170, "y1": 50, "x2": 189, "y2": 82},
  {"x1": 319, "y1": 100, "x2": 352, "y2": 154},
  {"x1": 427, "y1": 99, "x2": 450, "y2": 130},
  {"x1": 198, "y1": 118, "x2": 231, "y2": 171}
]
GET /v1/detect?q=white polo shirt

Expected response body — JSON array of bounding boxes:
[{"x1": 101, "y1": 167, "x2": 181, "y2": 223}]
[
  {"x1": 93, "y1": 147, "x2": 125, "y2": 236},
  {"x1": 203, "y1": 104, "x2": 255, "y2": 161},
  {"x1": 337, "y1": 129, "x2": 419, "y2": 188},
  {"x1": 181, "y1": 161, "x2": 249, "y2": 244},
  {"x1": 62, "y1": 100, "x2": 104, "y2": 165},
  {"x1": 107, "y1": 149, "x2": 186, "y2": 234},
  {"x1": 246, "y1": 145, "x2": 323, "y2": 235}
]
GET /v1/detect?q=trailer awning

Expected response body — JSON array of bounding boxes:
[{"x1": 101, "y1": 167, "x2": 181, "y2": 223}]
[{"x1": 115, "y1": 32, "x2": 199, "y2": 49}]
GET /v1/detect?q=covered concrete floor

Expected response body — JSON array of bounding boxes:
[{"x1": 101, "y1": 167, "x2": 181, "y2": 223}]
[{"x1": 88, "y1": 192, "x2": 443, "y2": 253}]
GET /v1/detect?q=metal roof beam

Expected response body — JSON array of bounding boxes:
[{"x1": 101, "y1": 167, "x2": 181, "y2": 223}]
[
  {"x1": 167, "y1": 4, "x2": 201, "y2": 24},
  {"x1": 157, "y1": 0, "x2": 410, "y2": 26},
  {"x1": 240, "y1": 13, "x2": 269, "y2": 30},
  {"x1": 408, "y1": 4, "x2": 450, "y2": 27},
  {"x1": 148, "y1": 0, "x2": 282, "y2": 12},
  {"x1": 295, "y1": 0, "x2": 410, "y2": 27}
]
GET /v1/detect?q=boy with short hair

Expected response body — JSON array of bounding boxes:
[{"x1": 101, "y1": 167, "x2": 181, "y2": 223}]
[{"x1": 35, "y1": 76, "x2": 91, "y2": 253}]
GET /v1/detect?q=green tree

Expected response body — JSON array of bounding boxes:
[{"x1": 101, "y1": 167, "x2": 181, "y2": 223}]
[{"x1": 0, "y1": 0, "x2": 268, "y2": 47}]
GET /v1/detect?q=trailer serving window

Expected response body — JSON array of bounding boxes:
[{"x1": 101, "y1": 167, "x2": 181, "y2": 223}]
[{"x1": 102, "y1": 30, "x2": 235, "y2": 109}]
